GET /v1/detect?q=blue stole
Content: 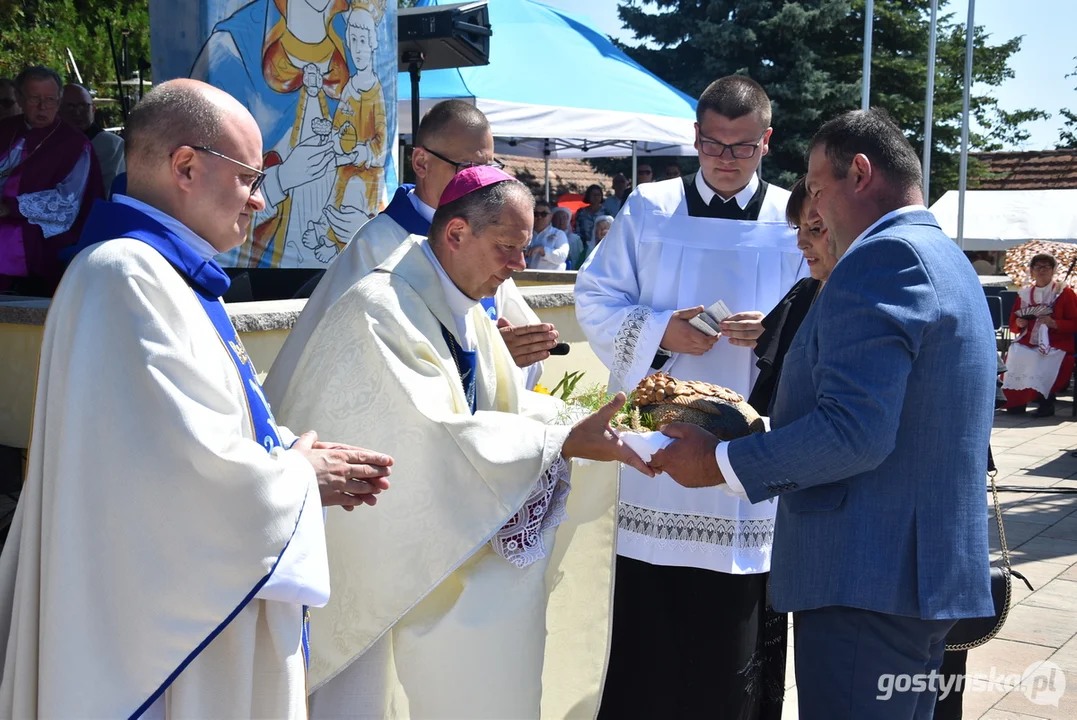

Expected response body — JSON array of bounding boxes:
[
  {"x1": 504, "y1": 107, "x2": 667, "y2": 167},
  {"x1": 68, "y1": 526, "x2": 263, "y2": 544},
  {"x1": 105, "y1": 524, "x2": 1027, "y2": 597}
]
[
  {"x1": 76, "y1": 200, "x2": 313, "y2": 674},
  {"x1": 78, "y1": 201, "x2": 284, "y2": 449},
  {"x1": 383, "y1": 184, "x2": 432, "y2": 236},
  {"x1": 441, "y1": 325, "x2": 478, "y2": 414}
]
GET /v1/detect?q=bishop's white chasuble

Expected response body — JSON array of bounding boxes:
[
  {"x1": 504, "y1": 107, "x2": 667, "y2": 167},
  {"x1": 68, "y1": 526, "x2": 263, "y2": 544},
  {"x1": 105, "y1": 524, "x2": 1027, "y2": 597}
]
[
  {"x1": 0, "y1": 198, "x2": 328, "y2": 718},
  {"x1": 263, "y1": 185, "x2": 544, "y2": 407},
  {"x1": 576, "y1": 176, "x2": 804, "y2": 575},
  {"x1": 274, "y1": 238, "x2": 618, "y2": 719}
]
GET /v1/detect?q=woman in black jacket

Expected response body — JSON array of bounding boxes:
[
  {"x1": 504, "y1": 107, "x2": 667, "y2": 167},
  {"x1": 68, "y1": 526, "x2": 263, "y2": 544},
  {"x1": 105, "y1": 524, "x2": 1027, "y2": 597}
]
[
  {"x1": 748, "y1": 177, "x2": 838, "y2": 720},
  {"x1": 748, "y1": 177, "x2": 838, "y2": 415}
]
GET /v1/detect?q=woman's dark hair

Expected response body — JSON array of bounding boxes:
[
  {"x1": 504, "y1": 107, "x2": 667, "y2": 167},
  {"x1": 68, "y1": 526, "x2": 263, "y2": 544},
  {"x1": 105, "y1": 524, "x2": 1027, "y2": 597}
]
[
  {"x1": 785, "y1": 177, "x2": 809, "y2": 228},
  {"x1": 1029, "y1": 253, "x2": 1057, "y2": 270},
  {"x1": 584, "y1": 184, "x2": 603, "y2": 205}
]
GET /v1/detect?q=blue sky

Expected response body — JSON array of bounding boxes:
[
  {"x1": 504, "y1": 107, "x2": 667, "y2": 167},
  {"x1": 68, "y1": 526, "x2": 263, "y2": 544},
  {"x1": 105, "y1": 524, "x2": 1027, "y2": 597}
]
[{"x1": 536, "y1": 0, "x2": 1075, "y2": 150}]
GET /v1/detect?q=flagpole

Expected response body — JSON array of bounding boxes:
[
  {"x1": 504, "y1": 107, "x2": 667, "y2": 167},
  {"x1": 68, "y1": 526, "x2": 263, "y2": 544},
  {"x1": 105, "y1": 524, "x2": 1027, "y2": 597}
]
[
  {"x1": 957, "y1": 0, "x2": 976, "y2": 250},
  {"x1": 861, "y1": 0, "x2": 874, "y2": 109},
  {"x1": 922, "y1": 0, "x2": 938, "y2": 201}
]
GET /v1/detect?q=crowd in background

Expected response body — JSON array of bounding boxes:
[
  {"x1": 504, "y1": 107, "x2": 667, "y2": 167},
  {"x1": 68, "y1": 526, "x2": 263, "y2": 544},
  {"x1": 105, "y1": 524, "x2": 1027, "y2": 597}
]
[{"x1": 0, "y1": 65, "x2": 125, "y2": 296}]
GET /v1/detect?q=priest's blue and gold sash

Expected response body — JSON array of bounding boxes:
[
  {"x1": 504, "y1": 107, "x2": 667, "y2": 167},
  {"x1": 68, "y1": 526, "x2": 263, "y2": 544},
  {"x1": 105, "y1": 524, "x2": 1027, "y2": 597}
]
[{"x1": 75, "y1": 199, "x2": 312, "y2": 676}]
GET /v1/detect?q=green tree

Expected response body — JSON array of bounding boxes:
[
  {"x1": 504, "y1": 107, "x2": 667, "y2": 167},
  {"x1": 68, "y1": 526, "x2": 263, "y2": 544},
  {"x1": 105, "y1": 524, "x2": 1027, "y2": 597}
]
[
  {"x1": 1058, "y1": 59, "x2": 1077, "y2": 150},
  {"x1": 613, "y1": 0, "x2": 1046, "y2": 200},
  {"x1": 0, "y1": 0, "x2": 150, "y2": 123}
]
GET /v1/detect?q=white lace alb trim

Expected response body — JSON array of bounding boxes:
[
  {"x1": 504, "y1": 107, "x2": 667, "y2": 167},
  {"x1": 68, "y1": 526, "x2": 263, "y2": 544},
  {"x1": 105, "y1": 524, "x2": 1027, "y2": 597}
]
[
  {"x1": 15, "y1": 145, "x2": 92, "y2": 238},
  {"x1": 618, "y1": 501, "x2": 775, "y2": 550},
  {"x1": 612, "y1": 305, "x2": 653, "y2": 390},
  {"x1": 489, "y1": 456, "x2": 571, "y2": 568}
]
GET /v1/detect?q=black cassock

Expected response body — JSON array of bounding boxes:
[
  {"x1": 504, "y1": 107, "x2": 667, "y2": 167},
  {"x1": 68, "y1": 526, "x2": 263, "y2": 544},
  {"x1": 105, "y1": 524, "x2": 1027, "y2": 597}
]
[{"x1": 598, "y1": 172, "x2": 788, "y2": 720}]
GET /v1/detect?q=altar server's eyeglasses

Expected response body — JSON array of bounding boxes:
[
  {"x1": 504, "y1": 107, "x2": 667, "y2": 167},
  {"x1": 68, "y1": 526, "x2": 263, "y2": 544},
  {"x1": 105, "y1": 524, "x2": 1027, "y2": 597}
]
[
  {"x1": 172, "y1": 145, "x2": 267, "y2": 196},
  {"x1": 421, "y1": 146, "x2": 505, "y2": 173},
  {"x1": 697, "y1": 131, "x2": 766, "y2": 159}
]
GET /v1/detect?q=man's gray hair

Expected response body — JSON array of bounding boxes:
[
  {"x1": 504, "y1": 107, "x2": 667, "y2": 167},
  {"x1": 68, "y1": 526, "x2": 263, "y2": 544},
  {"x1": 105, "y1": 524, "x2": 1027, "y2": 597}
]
[
  {"x1": 15, "y1": 66, "x2": 62, "y2": 96},
  {"x1": 429, "y1": 179, "x2": 533, "y2": 240},
  {"x1": 124, "y1": 83, "x2": 226, "y2": 173}
]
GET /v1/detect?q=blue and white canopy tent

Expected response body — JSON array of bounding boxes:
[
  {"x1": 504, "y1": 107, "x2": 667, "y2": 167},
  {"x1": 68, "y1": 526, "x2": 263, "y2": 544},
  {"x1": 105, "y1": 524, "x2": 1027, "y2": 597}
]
[{"x1": 398, "y1": 0, "x2": 699, "y2": 195}]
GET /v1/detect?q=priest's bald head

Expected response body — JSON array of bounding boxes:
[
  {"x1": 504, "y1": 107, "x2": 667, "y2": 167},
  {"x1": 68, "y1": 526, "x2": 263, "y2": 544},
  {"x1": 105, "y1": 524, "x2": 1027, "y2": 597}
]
[
  {"x1": 125, "y1": 79, "x2": 266, "y2": 253},
  {"x1": 428, "y1": 167, "x2": 532, "y2": 300},
  {"x1": 412, "y1": 100, "x2": 495, "y2": 210}
]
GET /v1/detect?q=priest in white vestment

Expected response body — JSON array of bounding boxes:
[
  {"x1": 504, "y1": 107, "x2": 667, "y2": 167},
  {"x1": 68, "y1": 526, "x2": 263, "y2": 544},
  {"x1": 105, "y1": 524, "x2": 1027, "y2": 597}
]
[
  {"x1": 576, "y1": 75, "x2": 805, "y2": 719},
  {"x1": 263, "y1": 100, "x2": 556, "y2": 406},
  {"x1": 0, "y1": 80, "x2": 392, "y2": 719},
  {"x1": 274, "y1": 167, "x2": 646, "y2": 719}
]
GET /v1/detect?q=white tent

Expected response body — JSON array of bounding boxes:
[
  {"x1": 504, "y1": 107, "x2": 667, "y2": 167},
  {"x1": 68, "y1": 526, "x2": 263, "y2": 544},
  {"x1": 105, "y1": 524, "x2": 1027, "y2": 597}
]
[
  {"x1": 398, "y1": 0, "x2": 698, "y2": 159},
  {"x1": 928, "y1": 189, "x2": 1077, "y2": 250}
]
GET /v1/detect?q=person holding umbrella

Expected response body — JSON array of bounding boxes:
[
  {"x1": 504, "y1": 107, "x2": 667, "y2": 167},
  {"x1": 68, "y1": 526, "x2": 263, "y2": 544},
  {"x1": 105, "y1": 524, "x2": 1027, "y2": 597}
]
[{"x1": 1002, "y1": 252, "x2": 1077, "y2": 416}]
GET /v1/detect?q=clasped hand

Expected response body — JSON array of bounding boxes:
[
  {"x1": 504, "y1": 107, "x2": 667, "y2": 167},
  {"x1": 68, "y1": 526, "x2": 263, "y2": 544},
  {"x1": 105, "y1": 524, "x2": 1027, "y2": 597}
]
[
  {"x1": 647, "y1": 423, "x2": 726, "y2": 489},
  {"x1": 294, "y1": 431, "x2": 393, "y2": 511}
]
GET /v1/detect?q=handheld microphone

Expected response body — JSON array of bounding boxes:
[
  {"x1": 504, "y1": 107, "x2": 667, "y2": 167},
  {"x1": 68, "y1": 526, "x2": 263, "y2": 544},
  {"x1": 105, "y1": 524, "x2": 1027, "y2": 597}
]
[{"x1": 550, "y1": 343, "x2": 571, "y2": 356}]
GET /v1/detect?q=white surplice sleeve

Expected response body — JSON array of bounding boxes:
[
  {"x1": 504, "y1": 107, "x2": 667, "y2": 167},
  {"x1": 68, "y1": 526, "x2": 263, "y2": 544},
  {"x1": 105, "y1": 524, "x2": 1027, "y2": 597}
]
[
  {"x1": 255, "y1": 421, "x2": 331, "y2": 607},
  {"x1": 16, "y1": 145, "x2": 92, "y2": 237},
  {"x1": 575, "y1": 191, "x2": 677, "y2": 393},
  {"x1": 256, "y1": 471, "x2": 331, "y2": 607}
]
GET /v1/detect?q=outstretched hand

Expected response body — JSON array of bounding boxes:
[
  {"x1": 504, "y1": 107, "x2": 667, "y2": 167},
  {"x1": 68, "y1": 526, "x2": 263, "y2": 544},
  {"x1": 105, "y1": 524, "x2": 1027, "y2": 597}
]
[
  {"x1": 293, "y1": 431, "x2": 393, "y2": 511},
  {"x1": 649, "y1": 422, "x2": 724, "y2": 488},
  {"x1": 561, "y1": 393, "x2": 654, "y2": 476}
]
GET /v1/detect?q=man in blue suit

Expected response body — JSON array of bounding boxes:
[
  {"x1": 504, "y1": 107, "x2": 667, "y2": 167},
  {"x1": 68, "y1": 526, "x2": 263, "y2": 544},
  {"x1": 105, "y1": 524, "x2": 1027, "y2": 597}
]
[{"x1": 651, "y1": 108, "x2": 995, "y2": 719}]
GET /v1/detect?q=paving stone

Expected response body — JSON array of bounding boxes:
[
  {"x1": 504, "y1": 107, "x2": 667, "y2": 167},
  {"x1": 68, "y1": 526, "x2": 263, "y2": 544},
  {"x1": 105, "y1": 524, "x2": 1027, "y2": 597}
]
[
  {"x1": 1002, "y1": 497, "x2": 1077, "y2": 526},
  {"x1": 1040, "y1": 516, "x2": 1077, "y2": 542},
  {"x1": 964, "y1": 639, "x2": 1058, "y2": 717},
  {"x1": 992, "y1": 519, "x2": 1048, "y2": 553},
  {"x1": 996, "y1": 604, "x2": 1077, "y2": 648},
  {"x1": 1006, "y1": 560, "x2": 1069, "y2": 604},
  {"x1": 977, "y1": 710, "x2": 1052, "y2": 719},
  {"x1": 1021, "y1": 578, "x2": 1077, "y2": 612}
]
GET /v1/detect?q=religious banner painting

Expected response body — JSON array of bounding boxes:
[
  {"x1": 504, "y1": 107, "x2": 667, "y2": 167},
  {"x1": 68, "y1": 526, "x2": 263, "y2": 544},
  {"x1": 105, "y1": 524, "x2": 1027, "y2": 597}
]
[{"x1": 189, "y1": 0, "x2": 398, "y2": 268}]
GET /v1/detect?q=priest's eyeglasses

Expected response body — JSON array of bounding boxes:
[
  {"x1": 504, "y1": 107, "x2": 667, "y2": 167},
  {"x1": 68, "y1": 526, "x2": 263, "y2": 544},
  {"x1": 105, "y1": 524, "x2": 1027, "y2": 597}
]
[
  {"x1": 171, "y1": 145, "x2": 267, "y2": 195},
  {"x1": 697, "y1": 131, "x2": 766, "y2": 159},
  {"x1": 421, "y1": 146, "x2": 505, "y2": 173}
]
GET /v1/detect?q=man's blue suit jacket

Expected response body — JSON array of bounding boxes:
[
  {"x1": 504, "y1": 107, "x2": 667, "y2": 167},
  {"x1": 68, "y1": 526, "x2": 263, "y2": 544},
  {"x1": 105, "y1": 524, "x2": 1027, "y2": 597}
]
[{"x1": 728, "y1": 208, "x2": 995, "y2": 621}]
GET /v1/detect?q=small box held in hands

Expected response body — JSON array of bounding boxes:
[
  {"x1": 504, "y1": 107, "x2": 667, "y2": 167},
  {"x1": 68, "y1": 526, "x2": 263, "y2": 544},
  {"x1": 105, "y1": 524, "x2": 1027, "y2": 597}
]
[{"x1": 688, "y1": 300, "x2": 733, "y2": 337}]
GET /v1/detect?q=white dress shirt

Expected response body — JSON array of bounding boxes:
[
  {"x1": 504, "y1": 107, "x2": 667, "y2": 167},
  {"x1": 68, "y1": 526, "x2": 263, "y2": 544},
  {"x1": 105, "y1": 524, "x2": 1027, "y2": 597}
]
[
  {"x1": 715, "y1": 204, "x2": 928, "y2": 499},
  {"x1": 420, "y1": 238, "x2": 480, "y2": 352},
  {"x1": 695, "y1": 169, "x2": 760, "y2": 210},
  {"x1": 528, "y1": 225, "x2": 570, "y2": 270},
  {"x1": 408, "y1": 189, "x2": 437, "y2": 223}
]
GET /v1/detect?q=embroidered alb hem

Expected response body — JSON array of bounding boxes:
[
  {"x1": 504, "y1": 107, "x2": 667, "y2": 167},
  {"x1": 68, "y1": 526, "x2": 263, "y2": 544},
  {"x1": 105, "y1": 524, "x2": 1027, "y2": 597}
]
[{"x1": 617, "y1": 501, "x2": 775, "y2": 549}]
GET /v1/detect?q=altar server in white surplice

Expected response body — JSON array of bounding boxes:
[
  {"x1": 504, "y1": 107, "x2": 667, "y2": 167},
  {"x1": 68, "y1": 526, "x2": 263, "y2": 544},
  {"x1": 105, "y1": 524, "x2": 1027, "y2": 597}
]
[
  {"x1": 576, "y1": 75, "x2": 806, "y2": 720},
  {"x1": 263, "y1": 100, "x2": 555, "y2": 408},
  {"x1": 275, "y1": 167, "x2": 647, "y2": 719},
  {"x1": 0, "y1": 80, "x2": 393, "y2": 719}
]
